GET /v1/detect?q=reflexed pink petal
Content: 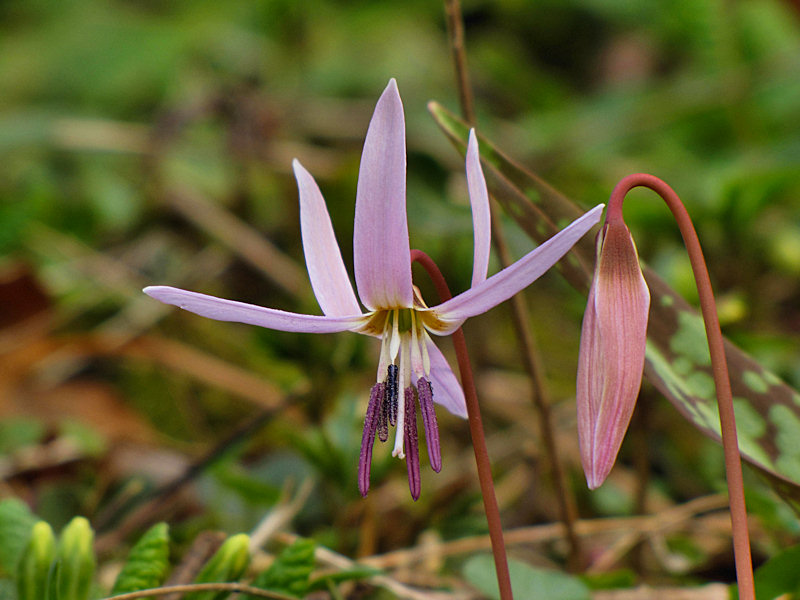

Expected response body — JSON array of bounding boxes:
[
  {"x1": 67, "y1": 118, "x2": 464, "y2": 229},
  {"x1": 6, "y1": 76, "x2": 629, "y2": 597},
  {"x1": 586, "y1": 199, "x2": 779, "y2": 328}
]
[
  {"x1": 431, "y1": 204, "x2": 604, "y2": 331},
  {"x1": 353, "y1": 79, "x2": 413, "y2": 310},
  {"x1": 426, "y1": 339, "x2": 467, "y2": 418},
  {"x1": 143, "y1": 286, "x2": 364, "y2": 333},
  {"x1": 466, "y1": 130, "x2": 491, "y2": 288},
  {"x1": 293, "y1": 160, "x2": 362, "y2": 317},
  {"x1": 576, "y1": 220, "x2": 650, "y2": 489}
]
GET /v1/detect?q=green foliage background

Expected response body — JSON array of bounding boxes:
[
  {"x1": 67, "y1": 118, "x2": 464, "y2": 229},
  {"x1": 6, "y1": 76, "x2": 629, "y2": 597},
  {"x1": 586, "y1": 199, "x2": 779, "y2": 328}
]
[{"x1": 2, "y1": 0, "x2": 800, "y2": 597}]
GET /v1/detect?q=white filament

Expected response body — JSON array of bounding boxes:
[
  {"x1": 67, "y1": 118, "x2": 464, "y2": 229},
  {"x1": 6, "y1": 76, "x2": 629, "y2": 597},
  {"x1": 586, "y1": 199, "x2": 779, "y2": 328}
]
[
  {"x1": 392, "y1": 334, "x2": 409, "y2": 459},
  {"x1": 389, "y1": 310, "x2": 400, "y2": 360},
  {"x1": 421, "y1": 329, "x2": 432, "y2": 377}
]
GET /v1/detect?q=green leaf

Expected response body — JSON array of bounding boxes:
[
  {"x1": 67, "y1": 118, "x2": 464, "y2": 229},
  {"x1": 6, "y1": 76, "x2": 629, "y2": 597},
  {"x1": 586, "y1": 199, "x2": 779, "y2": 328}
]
[
  {"x1": 53, "y1": 517, "x2": 95, "y2": 600},
  {"x1": 246, "y1": 539, "x2": 316, "y2": 599},
  {"x1": 429, "y1": 101, "x2": 800, "y2": 508},
  {"x1": 579, "y1": 569, "x2": 637, "y2": 591},
  {"x1": 730, "y1": 543, "x2": 800, "y2": 600},
  {"x1": 463, "y1": 555, "x2": 590, "y2": 600},
  {"x1": 110, "y1": 523, "x2": 170, "y2": 595},
  {"x1": 0, "y1": 499, "x2": 38, "y2": 576},
  {"x1": 16, "y1": 521, "x2": 56, "y2": 600},
  {"x1": 184, "y1": 534, "x2": 250, "y2": 600}
]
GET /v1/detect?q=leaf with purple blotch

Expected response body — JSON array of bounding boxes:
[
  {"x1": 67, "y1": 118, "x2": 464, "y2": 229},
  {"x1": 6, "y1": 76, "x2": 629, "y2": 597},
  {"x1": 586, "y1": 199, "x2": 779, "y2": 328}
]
[{"x1": 430, "y1": 101, "x2": 800, "y2": 511}]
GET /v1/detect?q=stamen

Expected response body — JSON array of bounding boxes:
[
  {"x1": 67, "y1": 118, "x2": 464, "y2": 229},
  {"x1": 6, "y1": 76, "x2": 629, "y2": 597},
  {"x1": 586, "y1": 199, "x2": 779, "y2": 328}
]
[
  {"x1": 386, "y1": 364, "x2": 399, "y2": 426},
  {"x1": 421, "y1": 330, "x2": 432, "y2": 376},
  {"x1": 409, "y1": 311, "x2": 425, "y2": 380},
  {"x1": 403, "y1": 387, "x2": 421, "y2": 500},
  {"x1": 376, "y1": 314, "x2": 392, "y2": 381},
  {"x1": 358, "y1": 383, "x2": 385, "y2": 497},
  {"x1": 400, "y1": 331, "x2": 411, "y2": 389},
  {"x1": 389, "y1": 309, "x2": 401, "y2": 359},
  {"x1": 392, "y1": 336, "x2": 409, "y2": 458},
  {"x1": 417, "y1": 378, "x2": 441, "y2": 472},
  {"x1": 378, "y1": 386, "x2": 389, "y2": 443}
]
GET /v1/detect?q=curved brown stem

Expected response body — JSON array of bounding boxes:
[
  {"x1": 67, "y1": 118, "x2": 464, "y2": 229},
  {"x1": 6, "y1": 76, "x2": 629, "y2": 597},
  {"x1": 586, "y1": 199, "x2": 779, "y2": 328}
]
[
  {"x1": 608, "y1": 173, "x2": 755, "y2": 600},
  {"x1": 411, "y1": 249, "x2": 514, "y2": 600}
]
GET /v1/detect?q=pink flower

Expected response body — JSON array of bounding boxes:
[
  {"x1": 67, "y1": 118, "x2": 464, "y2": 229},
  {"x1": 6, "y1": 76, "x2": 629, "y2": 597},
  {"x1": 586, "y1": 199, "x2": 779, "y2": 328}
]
[
  {"x1": 576, "y1": 209, "x2": 650, "y2": 489},
  {"x1": 145, "y1": 79, "x2": 604, "y2": 499}
]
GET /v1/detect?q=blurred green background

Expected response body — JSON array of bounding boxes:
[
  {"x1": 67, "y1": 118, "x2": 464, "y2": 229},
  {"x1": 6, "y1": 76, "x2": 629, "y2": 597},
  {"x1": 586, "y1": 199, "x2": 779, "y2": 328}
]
[{"x1": 2, "y1": 0, "x2": 800, "y2": 593}]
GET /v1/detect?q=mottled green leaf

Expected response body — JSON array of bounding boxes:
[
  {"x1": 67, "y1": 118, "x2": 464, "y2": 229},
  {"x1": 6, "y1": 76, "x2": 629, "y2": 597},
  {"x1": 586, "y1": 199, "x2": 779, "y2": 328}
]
[
  {"x1": 110, "y1": 523, "x2": 170, "y2": 595},
  {"x1": 246, "y1": 539, "x2": 315, "y2": 599},
  {"x1": 430, "y1": 102, "x2": 800, "y2": 505}
]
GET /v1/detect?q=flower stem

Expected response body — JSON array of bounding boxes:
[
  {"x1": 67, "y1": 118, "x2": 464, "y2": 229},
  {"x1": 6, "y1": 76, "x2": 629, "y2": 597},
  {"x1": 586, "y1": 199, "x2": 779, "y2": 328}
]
[
  {"x1": 608, "y1": 173, "x2": 755, "y2": 600},
  {"x1": 411, "y1": 249, "x2": 514, "y2": 600},
  {"x1": 441, "y1": 0, "x2": 582, "y2": 569}
]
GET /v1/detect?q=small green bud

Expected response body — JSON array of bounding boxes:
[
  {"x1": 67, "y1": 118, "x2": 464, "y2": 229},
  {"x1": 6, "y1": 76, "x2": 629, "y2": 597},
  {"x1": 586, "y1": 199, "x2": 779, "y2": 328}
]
[
  {"x1": 54, "y1": 516, "x2": 96, "y2": 600},
  {"x1": 16, "y1": 521, "x2": 56, "y2": 600},
  {"x1": 185, "y1": 533, "x2": 250, "y2": 600}
]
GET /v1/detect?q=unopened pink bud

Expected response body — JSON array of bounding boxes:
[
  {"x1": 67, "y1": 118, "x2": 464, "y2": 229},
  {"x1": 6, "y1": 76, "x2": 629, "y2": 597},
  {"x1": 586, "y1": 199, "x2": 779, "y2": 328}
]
[{"x1": 577, "y1": 215, "x2": 650, "y2": 489}]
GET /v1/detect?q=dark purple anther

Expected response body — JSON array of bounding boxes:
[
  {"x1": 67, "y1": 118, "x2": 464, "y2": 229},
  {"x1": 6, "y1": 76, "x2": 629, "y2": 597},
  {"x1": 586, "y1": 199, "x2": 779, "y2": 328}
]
[
  {"x1": 386, "y1": 364, "x2": 399, "y2": 426},
  {"x1": 377, "y1": 389, "x2": 389, "y2": 443},
  {"x1": 403, "y1": 387, "x2": 421, "y2": 501},
  {"x1": 358, "y1": 382, "x2": 384, "y2": 497},
  {"x1": 417, "y1": 378, "x2": 441, "y2": 472}
]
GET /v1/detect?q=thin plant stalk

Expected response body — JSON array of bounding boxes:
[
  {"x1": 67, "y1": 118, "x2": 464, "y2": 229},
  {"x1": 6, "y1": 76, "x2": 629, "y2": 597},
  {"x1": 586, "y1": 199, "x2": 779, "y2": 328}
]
[
  {"x1": 488, "y1": 207, "x2": 583, "y2": 571},
  {"x1": 608, "y1": 173, "x2": 755, "y2": 600},
  {"x1": 442, "y1": 0, "x2": 582, "y2": 569},
  {"x1": 443, "y1": 0, "x2": 476, "y2": 125},
  {"x1": 411, "y1": 248, "x2": 514, "y2": 600}
]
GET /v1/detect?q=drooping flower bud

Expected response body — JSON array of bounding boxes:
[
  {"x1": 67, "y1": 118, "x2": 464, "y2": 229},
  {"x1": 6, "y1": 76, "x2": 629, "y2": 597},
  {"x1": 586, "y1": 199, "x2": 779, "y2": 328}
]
[{"x1": 577, "y1": 213, "x2": 650, "y2": 489}]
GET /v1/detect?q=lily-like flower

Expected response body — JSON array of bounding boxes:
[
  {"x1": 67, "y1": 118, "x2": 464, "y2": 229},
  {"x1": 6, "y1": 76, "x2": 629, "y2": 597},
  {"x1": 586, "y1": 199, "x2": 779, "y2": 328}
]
[
  {"x1": 576, "y1": 207, "x2": 650, "y2": 489},
  {"x1": 145, "y1": 79, "x2": 604, "y2": 499}
]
